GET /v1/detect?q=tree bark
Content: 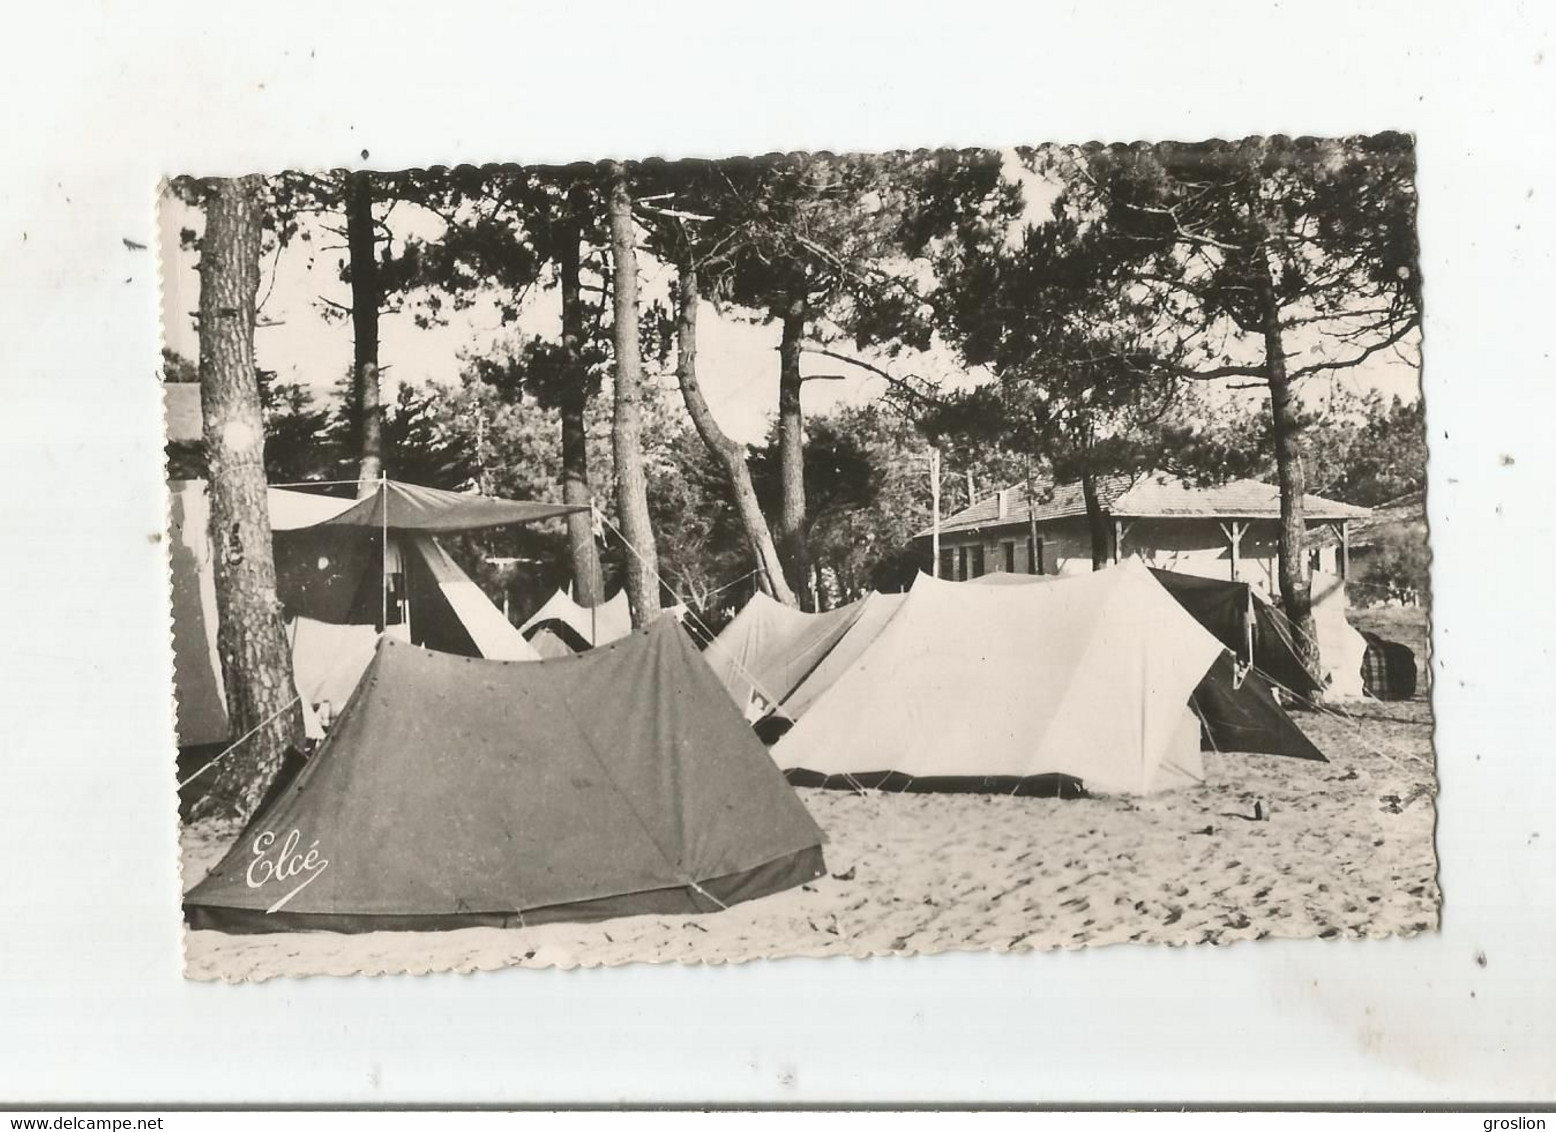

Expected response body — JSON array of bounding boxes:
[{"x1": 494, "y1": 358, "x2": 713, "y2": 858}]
[
  {"x1": 192, "y1": 175, "x2": 306, "y2": 821},
  {"x1": 604, "y1": 164, "x2": 662, "y2": 627},
  {"x1": 1080, "y1": 465, "x2": 1111, "y2": 570},
  {"x1": 776, "y1": 300, "x2": 812, "y2": 608},
  {"x1": 557, "y1": 191, "x2": 605, "y2": 606},
  {"x1": 345, "y1": 171, "x2": 383, "y2": 496},
  {"x1": 673, "y1": 264, "x2": 798, "y2": 607},
  {"x1": 1256, "y1": 248, "x2": 1323, "y2": 687}
]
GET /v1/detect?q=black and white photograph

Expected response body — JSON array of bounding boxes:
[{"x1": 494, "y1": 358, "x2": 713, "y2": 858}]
[{"x1": 162, "y1": 140, "x2": 1436, "y2": 981}]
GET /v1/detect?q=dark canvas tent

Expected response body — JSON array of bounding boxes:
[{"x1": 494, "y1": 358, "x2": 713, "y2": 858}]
[
  {"x1": 1144, "y1": 568, "x2": 1319, "y2": 698},
  {"x1": 1142, "y1": 569, "x2": 1325, "y2": 762},
  {"x1": 184, "y1": 617, "x2": 827, "y2": 934}
]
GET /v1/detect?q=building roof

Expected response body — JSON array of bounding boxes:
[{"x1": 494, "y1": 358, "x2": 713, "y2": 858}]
[
  {"x1": 1349, "y1": 489, "x2": 1425, "y2": 548},
  {"x1": 163, "y1": 382, "x2": 203, "y2": 444},
  {"x1": 917, "y1": 474, "x2": 1369, "y2": 540}
]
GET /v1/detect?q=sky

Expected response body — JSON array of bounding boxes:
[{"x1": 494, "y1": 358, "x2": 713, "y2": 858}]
[{"x1": 158, "y1": 157, "x2": 1424, "y2": 450}]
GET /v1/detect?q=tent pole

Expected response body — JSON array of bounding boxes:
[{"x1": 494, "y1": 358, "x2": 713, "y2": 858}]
[
  {"x1": 380, "y1": 474, "x2": 388, "y2": 633},
  {"x1": 930, "y1": 447, "x2": 941, "y2": 577}
]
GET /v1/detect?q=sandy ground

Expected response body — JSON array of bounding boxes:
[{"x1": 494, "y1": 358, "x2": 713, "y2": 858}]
[{"x1": 181, "y1": 695, "x2": 1438, "y2": 982}]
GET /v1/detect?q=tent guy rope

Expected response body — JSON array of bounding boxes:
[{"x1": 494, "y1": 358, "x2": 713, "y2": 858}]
[
  {"x1": 594, "y1": 510, "x2": 796, "y2": 720},
  {"x1": 177, "y1": 693, "x2": 304, "y2": 791}
]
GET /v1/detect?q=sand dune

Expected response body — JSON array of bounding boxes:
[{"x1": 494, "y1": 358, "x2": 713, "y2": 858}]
[{"x1": 182, "y1": 700, "x2": 1438, "y2": 981}]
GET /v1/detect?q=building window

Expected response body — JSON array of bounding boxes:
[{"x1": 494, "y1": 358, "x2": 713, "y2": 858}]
[
  {"x1": 957, "y1": 546, "x2": 969, "y2": 580},
  {"x1": 938, "y1": 547, "x2": 955, "y2": 580},
  {"x1": 1003, "y1": 541, "x2": 1016, "y2": 573},
  {"x1": 969, "y1": 544, "x2": 985, "y2": 578}
]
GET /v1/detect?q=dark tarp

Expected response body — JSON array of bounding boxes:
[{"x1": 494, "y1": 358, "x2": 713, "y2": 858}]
[
  {"x1": 320, "y1": 480, "x2": 586, "y2": 533},
  {"x1": 272, "y1": 481, "x2": 586, "y2": 625},
  {"x1": 1360, "y1": 631, "x2": 1419, "y2": 701},
  {"x1": 272, "y1": 525, "x2": 385, "y2": 625},
  {"x1": 184, "y1": 617, "x2": 826, "y2": 934},
  {"x1": 1147, "y1": 568, "x2": 1320, "y2": 698},
  {"x1": 1191, "y1": 655, "x2": 1326, "y2": 762}
]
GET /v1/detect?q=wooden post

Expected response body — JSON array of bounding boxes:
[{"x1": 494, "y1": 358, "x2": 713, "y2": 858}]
[
  {"x1": 1338, "y1": 520, "x2": 1351, "y2": 580},
  {"x1": 930, "y1": 448, "x2": 942, "y2": 578},
  {"x1": 1219, "y1": 520, "x2": 1248, "y2": 583},
  {"x1": 379, "y1": 474, "x2": 389, "y2": 631},
  {"x1": 1025, "y1": 465, "x2": 1041, "y2": 575},
  {"x1": 1113, "y1": 519, "x2": 1127, "y2": 563}
]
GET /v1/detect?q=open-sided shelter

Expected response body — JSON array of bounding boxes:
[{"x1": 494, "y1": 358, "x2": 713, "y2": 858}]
[
  {"x1": 183, "y1": 617, "x2": 827, "y2": 934},
  {"x1": 169, "y1": 478, "x2": 582, "y2": 746},
  {"x1": 771, "y1": 562, "x2": 1226, "y2": 796}
]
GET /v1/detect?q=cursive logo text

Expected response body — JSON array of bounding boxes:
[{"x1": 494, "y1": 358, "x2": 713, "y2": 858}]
[{"x1": 245, "y1": 829, "x2": 329, "y2": 913}]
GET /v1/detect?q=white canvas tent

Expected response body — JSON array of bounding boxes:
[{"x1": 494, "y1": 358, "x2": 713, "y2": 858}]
[
  {"x1": 518, "y1": 587, "x2": 688, "y2": 654},
  {"x1": 518, "y1": 588, "x2": 634, "y2": 649},
  {"x1": 777, "y1": 592, "x2": 907, "y2": 722},
  {"x1": 771, "y1": 561, "x2": 1226, "y2": 796},
  {"x1": 1310, "y1": 569, "x2": 1369, "y2": 700},
  {"x1": 704, "y1": 592, "x2": 872, "y2": 720},
  {"x1": 169, "y1": 479, "x2": 576, "y2": 747}
]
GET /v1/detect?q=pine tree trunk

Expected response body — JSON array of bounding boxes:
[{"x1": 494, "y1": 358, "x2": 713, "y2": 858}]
[
  {"x1": 345, "y1": 171, "x2": 382, "y2": 496},
  {"x1": 192, "y1": 175, "x2": 305, "y2": 821},
  {"x1": 558, "y1": 197, "x2": 605, "y2": 606},
  {"x1": 776, "y1": 301, "x2": 812, "y2": 609},
  {"x1": 604, "y1": 163, "x2": 662, "y2": 627},
  {"x1": 1080, "y1": 466, "x2": 1110, "y2": 570},
  {"x1": 673, "y1": 264, "x2": 798, "y2": 607},
  {"x1": 1256, "y1": 247, "x2": 1323, "y2": 688}
]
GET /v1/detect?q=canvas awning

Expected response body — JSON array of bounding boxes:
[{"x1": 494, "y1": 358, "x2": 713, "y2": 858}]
[{"x1": 316, "y1": 479, "x2": 586, "y2": 533}]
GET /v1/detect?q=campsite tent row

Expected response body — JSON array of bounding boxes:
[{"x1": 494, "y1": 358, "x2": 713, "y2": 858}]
[
  {"x1": 176, "y1": 486, "x2": 1327, "y2": 936},
  {"x1": 707, "y1": 561, "x2": 1326, "y2": 798}
]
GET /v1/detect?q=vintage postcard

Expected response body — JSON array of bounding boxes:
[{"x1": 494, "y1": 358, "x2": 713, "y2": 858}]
[{"x1": 163, "y1": 139, "x2": 1436, "y2": 981}]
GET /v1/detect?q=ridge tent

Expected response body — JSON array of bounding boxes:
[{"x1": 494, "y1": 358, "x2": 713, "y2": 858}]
[
  {"x1": 704, "y1": 593, "x2": 871, "y2": 719},
  {"x1": 168, "y1": 478, "x2": 581, "y2": 747},
  {"x1": 183, "y1": 617, "x2": 827, "y2": 934},
  {"x1": 518, "y1": 589, "x2": 634, "y2": 650},
  {"x1": 518, "y1": 587, "x2": 692, "y2": 656},
  {"x1": 773, "y1": 562, "x2": 1225, "y2": 797},
  {"x1": 970, "y1": 569, "x2": 1325, "y2": 762},
  {"x1": 776, "y1": 592, "x2": 908, "y2": 724}
]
